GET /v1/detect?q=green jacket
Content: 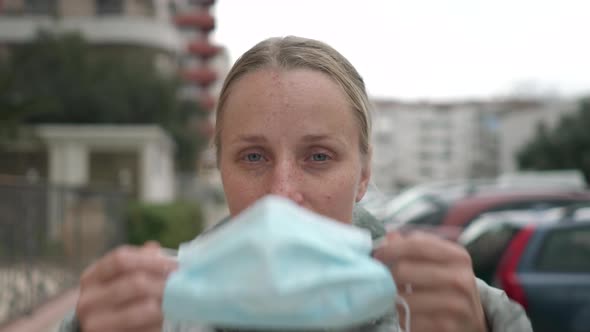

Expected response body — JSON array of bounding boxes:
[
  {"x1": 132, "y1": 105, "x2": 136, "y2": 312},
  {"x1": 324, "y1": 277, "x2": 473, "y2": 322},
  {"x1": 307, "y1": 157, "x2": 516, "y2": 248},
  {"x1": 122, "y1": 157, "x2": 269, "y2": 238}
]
[{"x1": 59, "y1": 206, "x2": 532, "y2": 332}]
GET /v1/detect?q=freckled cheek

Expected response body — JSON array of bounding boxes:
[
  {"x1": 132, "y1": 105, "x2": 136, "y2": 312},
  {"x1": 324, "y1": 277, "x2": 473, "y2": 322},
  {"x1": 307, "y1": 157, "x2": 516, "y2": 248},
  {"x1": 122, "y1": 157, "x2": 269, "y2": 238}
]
[
  {"x1": 313, "y1": 179, "x2": 355, "y2": 222},
  {"x1": 229, "y1": 179, "x2": 268, "y2": 213},
  {"x1": 221, "y1": 168, "x2": 261, "y2": 215}
]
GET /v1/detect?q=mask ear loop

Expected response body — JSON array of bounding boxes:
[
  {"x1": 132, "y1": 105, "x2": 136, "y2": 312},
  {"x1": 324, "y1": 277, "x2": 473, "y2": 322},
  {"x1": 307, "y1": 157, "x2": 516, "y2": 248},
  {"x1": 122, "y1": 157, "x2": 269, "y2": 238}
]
[
  {"x1": 372, "y1": 228, "x2": 410, "y2": 332},
  {"x1": 395, "y1": 295, "x2": 411, "y2": 332}
]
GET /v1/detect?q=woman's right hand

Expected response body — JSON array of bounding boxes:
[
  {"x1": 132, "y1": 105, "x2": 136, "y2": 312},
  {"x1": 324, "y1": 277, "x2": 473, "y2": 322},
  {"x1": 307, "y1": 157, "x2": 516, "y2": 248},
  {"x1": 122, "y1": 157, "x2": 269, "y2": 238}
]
[{"x1": 75, "y1": 242, "x2": 178, "y2": 332}]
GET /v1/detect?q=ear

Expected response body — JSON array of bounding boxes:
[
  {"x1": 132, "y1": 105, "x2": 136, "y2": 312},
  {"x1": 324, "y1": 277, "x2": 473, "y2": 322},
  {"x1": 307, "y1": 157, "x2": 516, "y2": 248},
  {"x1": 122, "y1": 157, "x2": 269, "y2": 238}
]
[{"x1": 355, "y1": 149, "x2": 372, "y2": 203}]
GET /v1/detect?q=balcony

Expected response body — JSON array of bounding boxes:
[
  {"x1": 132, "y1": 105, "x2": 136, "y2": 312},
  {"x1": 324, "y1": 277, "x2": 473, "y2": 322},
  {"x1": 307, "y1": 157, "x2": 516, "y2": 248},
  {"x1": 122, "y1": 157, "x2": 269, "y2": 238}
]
[
  {"x1": 182, "y1": 67, "x2": 217, "y2": 87},
  {"x1": 197, "y1": 119, "x2": 215, "y2": 138},
  {"x1": 190, "y1": 0, "x2": 216, "y2": 6},
  {"x1": 178, "y1": 86, "x2": 215, "y2": 111},
  {"x1": 0, "y1": 16, "x2": 183, "y2": 53},
  {"x1": 199, "y1": 92, "x2": 216, "y2": 110},
  {"x1": 174, "y1": 11, "x2": 214, "y2": 31},
  {"x1": 187, "y1": 40, "x2": 220, "y2": 58}
]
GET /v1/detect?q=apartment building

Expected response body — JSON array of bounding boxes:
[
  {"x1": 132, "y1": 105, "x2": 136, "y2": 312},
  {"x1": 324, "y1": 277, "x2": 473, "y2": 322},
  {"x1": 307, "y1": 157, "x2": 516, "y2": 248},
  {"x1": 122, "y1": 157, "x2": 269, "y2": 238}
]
[
  {"x1": 372, "y1": 100, "x2": 501, "y2": 193},
  {"x1": 0, "y1": 0, "x2": 185, "y2": 76},
  {"x1": 0, "y1": 0, "x2": 230, "y2": 200},
  {"x1": 371, "y1": 98, "x2": 577, "y2": 193},
  {"x1": 0, "y1": 0, "x2": 228, "y2": 107}
]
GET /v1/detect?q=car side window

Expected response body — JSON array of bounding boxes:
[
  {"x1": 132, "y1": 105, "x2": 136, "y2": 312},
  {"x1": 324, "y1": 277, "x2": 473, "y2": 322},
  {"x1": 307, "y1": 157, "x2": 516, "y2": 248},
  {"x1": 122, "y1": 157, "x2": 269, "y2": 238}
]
[
  {"x1": 534, "y1": 226, "x2": 590, "y2": 273},
  {"x1": 465, "y1": 225, "x2": 519, "y2": 283},
  {"x1": 465, "y1": 200, "x2": 574, "y2": 228},
  {"x1": 394, "y1": 196, "x2": 446, "y2": 226}
]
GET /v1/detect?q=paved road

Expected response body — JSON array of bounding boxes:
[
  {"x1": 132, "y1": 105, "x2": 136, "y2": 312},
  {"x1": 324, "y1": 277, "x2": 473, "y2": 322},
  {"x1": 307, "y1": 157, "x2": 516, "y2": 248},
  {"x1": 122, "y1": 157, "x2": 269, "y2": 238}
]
[{"x1": 0, "y1": 288, "x2": 78, "y2": 332}]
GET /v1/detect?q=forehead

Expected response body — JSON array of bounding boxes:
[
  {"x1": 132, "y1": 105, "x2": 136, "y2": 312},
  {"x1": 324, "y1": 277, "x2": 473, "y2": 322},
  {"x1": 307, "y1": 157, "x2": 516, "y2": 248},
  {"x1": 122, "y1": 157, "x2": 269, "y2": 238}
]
[{"x1": 221, "y1": 68, "x2": 355, "y2": 126}]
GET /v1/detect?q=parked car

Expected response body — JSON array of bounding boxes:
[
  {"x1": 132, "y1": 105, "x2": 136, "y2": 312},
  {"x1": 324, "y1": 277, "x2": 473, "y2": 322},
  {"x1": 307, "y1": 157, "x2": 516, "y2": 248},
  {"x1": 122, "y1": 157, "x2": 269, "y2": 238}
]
[
  {"x1": 376, "y1": 186, "x2": 590, "y2": 240},
  {"x1": 494, "y1": 220, "x2": 590, "y2": 332},
  {"x1": 458, "y1": 206, "x2": 590, "y2": 332},
  {"x1": 459, "y1": 203, "x2": 590, "y2": 283},
  {"x1": 374, "y1": 171, "x2": 588, "y2": 225}
]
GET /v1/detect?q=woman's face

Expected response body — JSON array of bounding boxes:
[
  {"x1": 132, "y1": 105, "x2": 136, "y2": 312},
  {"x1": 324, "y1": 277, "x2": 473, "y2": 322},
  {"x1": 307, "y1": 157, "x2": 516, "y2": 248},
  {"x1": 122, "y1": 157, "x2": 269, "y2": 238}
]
[{"x1": 218, "y1": 68, "x2": 370, "y2": 223}]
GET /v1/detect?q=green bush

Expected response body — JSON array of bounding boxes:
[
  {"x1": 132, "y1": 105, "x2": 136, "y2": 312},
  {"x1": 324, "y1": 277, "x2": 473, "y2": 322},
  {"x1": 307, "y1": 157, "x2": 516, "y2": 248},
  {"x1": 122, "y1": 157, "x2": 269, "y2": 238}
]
[{"x1": 126, "y1": 201, "x2": 205, "y2": 249}]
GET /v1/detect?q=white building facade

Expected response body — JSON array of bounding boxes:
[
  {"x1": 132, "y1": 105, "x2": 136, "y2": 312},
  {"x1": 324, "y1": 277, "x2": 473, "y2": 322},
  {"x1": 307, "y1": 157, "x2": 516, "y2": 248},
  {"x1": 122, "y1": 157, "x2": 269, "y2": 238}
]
[
  {"x1": 370, "y1": 99, "x2": 578, "y2": 193},
  {"x1": 37, "y1": 125, "x2": 176, "y2": 203}
]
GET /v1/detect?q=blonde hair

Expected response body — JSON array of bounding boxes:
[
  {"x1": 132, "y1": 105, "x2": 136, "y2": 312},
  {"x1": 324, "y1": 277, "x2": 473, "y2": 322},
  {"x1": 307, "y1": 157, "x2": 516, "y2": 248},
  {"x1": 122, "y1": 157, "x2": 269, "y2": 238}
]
[{"x1": 215, "y1": 36, "x2": 372, "y2": 158}]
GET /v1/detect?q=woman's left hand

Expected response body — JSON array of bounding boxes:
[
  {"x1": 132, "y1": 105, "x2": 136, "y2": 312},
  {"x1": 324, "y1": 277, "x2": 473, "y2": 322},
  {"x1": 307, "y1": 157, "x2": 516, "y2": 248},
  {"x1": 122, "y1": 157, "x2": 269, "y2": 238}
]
[{"x1": 373, "y1": 231, "x2": 488, "y2": 332}]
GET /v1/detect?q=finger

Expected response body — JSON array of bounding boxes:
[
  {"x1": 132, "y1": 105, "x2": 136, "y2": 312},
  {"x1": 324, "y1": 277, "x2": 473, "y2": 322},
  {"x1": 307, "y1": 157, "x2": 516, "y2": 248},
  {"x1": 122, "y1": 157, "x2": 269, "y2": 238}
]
[
  {"x1": 141, "y1": 241, "x2": 161, "y2": 252},
  {"x1": 396, "y1": 291, "x2": 475, "y2": 332},
  {"x1": 397, "y1": 224, "x2": 461, "y2": 241},
  {"x1": 399, "y1": 313, "x2": 461, "y2": 332},
  {"x1": 126, "y1": 328, "x2": 162, "y2": 332},
  {"x1": 396, "y1": 302, "x2": 436, "y2": 332},
  {"x1": 77, "y1": 271, "x2": 168, "y2": 317},
  {"x1": 391, "y1": 261, "x2": 476, "y2": 297},
  {"x1": 373, "y1": 231, "x2": 471, "y2": 266},
  {"x1": 397, "y1": 290, "x2": 473, "y2": 317},
  {"x1": 82, "y1": 298, "x2": 163, "y2": 332},
  {"x1": 81, "y1": 246, "x2": 177, "y2": 285}
]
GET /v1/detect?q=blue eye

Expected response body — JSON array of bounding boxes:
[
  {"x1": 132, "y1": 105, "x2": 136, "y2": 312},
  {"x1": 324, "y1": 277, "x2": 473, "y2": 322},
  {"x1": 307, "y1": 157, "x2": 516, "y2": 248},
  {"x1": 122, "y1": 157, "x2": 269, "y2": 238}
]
[
  {"x1": 311, "y1": 153, "x2": 329, "y2": 162},
  {"x1": 245, "y1": 153, "x2": 263, "y2": 162}
]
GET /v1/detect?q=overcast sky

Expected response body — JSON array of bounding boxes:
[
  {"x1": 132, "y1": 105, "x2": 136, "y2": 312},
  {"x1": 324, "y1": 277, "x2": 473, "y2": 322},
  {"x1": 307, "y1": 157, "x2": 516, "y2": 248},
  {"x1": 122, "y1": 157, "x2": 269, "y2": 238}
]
[{"x1": 211, "y1": 0, "x2": 590, "y2": 101}]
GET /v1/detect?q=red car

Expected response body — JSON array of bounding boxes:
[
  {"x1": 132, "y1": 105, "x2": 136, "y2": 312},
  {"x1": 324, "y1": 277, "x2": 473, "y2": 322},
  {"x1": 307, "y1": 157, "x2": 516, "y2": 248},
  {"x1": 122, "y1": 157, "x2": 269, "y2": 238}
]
[
  {"x1": 460, "y1": 208, "x2": 590, "y2": 332},
  {"x1": 378, "y1": 187, "x2": 590, "y2": 241}
]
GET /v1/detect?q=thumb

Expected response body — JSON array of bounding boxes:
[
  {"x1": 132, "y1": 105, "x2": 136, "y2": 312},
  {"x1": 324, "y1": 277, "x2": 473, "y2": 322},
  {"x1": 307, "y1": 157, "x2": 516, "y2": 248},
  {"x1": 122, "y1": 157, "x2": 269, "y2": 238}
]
[
  {"x1": 372, "y1": 230, "x2": 404, "y2": 262},
  {"x1": 141, "y1": 240, "x2": 161, "y2": 253}
]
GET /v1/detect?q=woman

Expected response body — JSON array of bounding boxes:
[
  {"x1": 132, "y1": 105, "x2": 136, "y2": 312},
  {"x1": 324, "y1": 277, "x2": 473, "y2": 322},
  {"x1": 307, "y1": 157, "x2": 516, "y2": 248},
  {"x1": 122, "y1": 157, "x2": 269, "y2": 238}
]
[{"x1": 60, "y1": 36, "x2": 531, "y2": 332}]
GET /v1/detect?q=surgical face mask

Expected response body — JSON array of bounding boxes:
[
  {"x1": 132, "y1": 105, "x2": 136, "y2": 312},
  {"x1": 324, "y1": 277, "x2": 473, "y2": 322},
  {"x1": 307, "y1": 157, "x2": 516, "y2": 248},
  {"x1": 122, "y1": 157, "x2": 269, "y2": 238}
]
[{"x1": 162, "y1": 195, "x2": 402, "y2": 331}]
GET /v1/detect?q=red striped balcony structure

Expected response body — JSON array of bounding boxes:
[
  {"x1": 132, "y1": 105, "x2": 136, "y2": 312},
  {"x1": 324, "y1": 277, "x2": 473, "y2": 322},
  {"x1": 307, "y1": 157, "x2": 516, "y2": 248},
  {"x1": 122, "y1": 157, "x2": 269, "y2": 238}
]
[
  {"x1": 182, "y1": 67, "x2": 217, "y2": 87},
  {"x1": 199, "y1": 92, "x2": 216, "y2": 110},
  {"x1": 187, "y1": 39, "x2": 220, "y2": 59},
  {"x1": 174, "y1": 11, "x2": 215, "y2": 31}
]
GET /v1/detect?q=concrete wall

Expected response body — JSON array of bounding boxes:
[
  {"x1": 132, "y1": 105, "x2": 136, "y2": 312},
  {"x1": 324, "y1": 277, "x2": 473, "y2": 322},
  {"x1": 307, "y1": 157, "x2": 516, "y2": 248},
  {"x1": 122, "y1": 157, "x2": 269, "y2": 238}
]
[
  {"x1": 126, "y1": 0, "x2": 156, "y2": 17},
  {"x1": 59, "y1": 0, "x2": 94, "y2": 16},
  {"x1": 56, "y1": 0, "x2": 157, "y2": 18},
  {"x1": 141, "y1": 139, "x2": 175, "y2": 202},
  {"x1": 2, "y1": 0, "x2": 25, "y2": 13},
  {"x1": 37, "y1": 125, "x2": 176, "y2": 203}
]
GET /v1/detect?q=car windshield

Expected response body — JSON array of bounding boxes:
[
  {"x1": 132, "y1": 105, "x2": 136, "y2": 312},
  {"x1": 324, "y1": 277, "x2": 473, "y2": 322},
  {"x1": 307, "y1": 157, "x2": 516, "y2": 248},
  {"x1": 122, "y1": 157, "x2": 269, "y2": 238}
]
[
  {"x1": 378, "y1": 191, "x2": 447, "y2": 225},
  {"x1": 461, "y1": 219, "x2": 521, "y2": 283}
]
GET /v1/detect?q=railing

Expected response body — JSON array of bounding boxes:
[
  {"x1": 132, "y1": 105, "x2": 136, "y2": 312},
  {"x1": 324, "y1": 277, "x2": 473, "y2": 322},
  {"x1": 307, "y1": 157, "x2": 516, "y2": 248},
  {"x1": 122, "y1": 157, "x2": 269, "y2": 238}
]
[{"x1": 0, "y1": 180, "x2": 127, "y2": 324}]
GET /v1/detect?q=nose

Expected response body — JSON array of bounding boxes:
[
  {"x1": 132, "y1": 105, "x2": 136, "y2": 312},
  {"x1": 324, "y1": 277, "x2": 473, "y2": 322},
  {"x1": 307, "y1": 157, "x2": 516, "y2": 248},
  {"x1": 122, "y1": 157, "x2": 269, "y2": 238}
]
[{"x1": 268, "y1": 158, "x2": 304, "y2": 205}]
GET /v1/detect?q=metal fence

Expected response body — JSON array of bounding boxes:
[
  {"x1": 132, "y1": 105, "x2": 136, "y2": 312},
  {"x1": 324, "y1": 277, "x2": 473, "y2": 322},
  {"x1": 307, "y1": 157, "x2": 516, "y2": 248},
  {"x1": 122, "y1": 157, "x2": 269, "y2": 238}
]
[{"x1": 0, "y1": 180, "x2": 127, "y2": 324}]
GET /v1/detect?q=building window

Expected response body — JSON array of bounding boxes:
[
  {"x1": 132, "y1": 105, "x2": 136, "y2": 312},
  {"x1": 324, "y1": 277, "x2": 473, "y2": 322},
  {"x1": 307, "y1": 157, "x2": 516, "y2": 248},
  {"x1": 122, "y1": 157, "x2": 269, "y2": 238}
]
[
  {"x1": 25, "y1": 0, "x2": 57, "y2": 15},
  {"x1": 419, "y1": 151, "x2": 431, "y2": 161},
  {"x1": 180, "y1": 55, "x2": 204, "y2": 69},
  {"x1": 180, "y1": 28, "x2": 206, "y2": 42},
  {"x1": 419, "y1": 134, "x2": 432, "y2": 145},
  {"x1": 96, "y1": 0, "x2": 123, "y2": 15},
  {"x1": 419, "y1": 166, "x2": 432, "y2": 177},
  {"x1": 168, "y1": 1, "x2": 178, "y2": 15},
  {"x1": 188, "y1": 0, "x2": 208, "y2": 10},
  {"x1": 419, "y1": 119, "x2": 433, "y2": 130},
  {"x1": 441, "y1": 149, "x2": 452, "y2": 161},
  {"x1": 376, "y1": 132, "x2": 391, "y2": 145}
]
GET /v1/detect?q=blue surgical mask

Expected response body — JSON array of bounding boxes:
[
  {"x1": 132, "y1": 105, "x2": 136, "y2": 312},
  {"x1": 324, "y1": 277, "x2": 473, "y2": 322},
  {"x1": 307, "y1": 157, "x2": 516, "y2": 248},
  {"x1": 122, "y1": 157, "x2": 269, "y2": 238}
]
[{"x1": 162, "y1": 195, "x2": 398, "y2": 330}]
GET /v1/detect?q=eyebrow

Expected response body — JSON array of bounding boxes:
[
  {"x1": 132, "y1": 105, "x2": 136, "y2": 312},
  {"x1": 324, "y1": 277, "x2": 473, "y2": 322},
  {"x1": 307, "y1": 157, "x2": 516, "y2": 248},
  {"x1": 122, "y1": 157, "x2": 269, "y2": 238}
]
[
  {"x1": 302, "y1": 134, "x2": 347, "y2": 147},
  {"x1": 301, "y1": 134, "x2": 338, "y2": 143},
  {"x1": 231, "y1": 134, "x2": 268, "y2": 144},
  {"x1": 230, "y1": 134, "x2": 346, "y2": 145}
]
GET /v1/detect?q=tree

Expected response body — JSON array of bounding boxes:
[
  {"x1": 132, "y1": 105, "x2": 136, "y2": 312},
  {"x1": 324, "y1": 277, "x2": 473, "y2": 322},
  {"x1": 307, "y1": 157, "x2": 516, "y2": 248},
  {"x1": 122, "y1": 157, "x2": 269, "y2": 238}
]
[
  {"x1": 517, "y1": 97, "x2": 590, "y2": 184},
  {"x1": 0, "y1": 59, "x2": 48, "y2": 144},
  {"x1": 0, "y1": 30, "x2": 208, "y2": 171}
]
